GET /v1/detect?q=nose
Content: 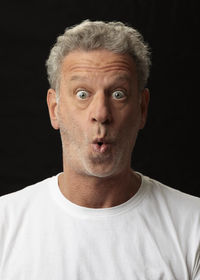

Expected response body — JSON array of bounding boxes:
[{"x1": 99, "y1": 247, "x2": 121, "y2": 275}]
[{"x1": 90, "y1": 92, "x2": 112, "y2": 124}]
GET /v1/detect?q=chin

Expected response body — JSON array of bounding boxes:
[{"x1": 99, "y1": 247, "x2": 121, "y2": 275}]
[
  {"x1": 86, "y1": 170, "x2": 117, "y2": 178},
  {"x1": 79, "y1": 149, "x2": 128, "y2": 178},
  {"x1": 83, "y1": 162, "x2": 121, "y2": 178}
]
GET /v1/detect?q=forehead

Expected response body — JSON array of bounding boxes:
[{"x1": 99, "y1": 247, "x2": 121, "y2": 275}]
[{"x1": 60, "y1": 49, "x2": 137, "y2": 81}]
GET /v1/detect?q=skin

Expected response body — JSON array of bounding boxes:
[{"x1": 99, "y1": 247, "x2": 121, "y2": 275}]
[{"x1": 47, "y1": 49, "x2": 149, "y2": 208}]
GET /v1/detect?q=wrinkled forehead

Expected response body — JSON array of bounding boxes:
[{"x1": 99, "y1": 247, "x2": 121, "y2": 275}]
[{"x1": 60, "y1": 49, "x2": 137, "y2": 81}]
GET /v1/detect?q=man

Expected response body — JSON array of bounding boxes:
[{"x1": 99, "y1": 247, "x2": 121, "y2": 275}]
[{"x1": 0, "y1": 20, "x2": 199, "y2": 279}]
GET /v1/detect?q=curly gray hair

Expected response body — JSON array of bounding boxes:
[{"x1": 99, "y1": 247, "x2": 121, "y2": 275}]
[{"x1": 46, "y1": 19, "x2": 151, "y2": 93}]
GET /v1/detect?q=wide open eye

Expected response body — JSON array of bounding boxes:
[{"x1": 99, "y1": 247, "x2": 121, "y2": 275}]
[
  {"x1": 76, "y1": 90, "x2": 89, "y2": 99},
  {"x1": 112, "y1": 90, "x2": 126, "y2": 100}
]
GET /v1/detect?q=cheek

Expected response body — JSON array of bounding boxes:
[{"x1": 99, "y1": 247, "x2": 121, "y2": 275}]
[
  {"x1": 58, "y1": 107, "x2": 87, "y2": 142},
  {"x1": 117, "y1": 104, "x2": 141, "y2": 130},
  {"x1": 115, "y1": 108, "x2": 141, "y2": 147}
]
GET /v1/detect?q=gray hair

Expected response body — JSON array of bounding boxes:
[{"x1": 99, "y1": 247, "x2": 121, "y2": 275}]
[{"x1": 46, "y1": 19, "x2": 151, "y2": 93}]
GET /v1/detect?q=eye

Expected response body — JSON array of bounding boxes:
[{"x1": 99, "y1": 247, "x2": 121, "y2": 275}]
[
  {"x1": 112, "y1": 90, "x2": 126, "y2": 100},
  {"x1": 76, "y1": 90, "x2": 89, "y2": 99}
]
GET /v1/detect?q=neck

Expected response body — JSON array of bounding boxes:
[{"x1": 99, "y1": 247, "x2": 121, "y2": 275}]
[{"x1": 58, "y1": 166, "x2": 141, "y2": 208}]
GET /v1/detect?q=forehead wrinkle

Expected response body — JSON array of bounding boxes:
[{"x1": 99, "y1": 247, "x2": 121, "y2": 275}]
[
  {"x1": 61, "y1": 49, "x2": 136, "y2": 76},
  {"x1": 67, "y1": 63, "x2": 132, "y2": 73},
  {"x1": 64, "y1": 66, "x2": 135, "y2": 84},
  {"x1": 69, "y1": 73, "x2": 132, "y2": 85}
]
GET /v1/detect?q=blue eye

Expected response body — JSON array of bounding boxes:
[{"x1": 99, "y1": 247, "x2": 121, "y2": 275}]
[
  {"x1": 76, "y1": 90, "x2": 89, "y2": 99},
  {"x1": 112, "y1": 90, "x2": 125, "y2": 99}
]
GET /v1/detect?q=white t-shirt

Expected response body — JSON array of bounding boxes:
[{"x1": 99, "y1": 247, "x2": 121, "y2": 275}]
[{"x1": 0, "y1": 173, "x2": 200, "y2": 280}]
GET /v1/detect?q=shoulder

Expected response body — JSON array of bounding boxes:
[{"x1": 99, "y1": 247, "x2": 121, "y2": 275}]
[
  {"x1": 141, "y1": 174, "x2": 200, "y2": 228},
  {"x1": 0, "y1": 174, "x2": 59, "y2": 263},
  {"x1": 140, "y1": 174, "x2": 200, "y2": 277},
  {"x1": 143, "y1": 175, "x2": 200, "y2": 210},
  {"x1": 0, "y1": 174, "x2": 59, "y2": 214}
]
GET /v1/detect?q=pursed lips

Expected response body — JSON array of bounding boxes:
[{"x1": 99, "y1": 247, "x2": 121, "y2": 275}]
[{"x1": 92, "y1": 138, "x2": 112, "y2": 153}]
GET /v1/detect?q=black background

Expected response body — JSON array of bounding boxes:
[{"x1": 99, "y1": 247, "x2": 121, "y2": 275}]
[{"x1": 0, "y1": 0, "x2": 199, "y2": 197}]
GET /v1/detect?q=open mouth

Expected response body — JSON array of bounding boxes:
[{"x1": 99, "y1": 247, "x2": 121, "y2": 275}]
[
  {"x1": 92, "y1": 139, "x2": 111, "y2": 153},
  {"x1": 97, "y1": 142, "x2": 103, "y2": 146}
]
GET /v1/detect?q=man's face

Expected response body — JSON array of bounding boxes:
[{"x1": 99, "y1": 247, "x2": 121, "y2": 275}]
[{"x1": 47, "y1": 49, "x2": 149, "y2": 178}]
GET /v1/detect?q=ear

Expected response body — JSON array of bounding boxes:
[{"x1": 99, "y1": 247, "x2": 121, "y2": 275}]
[
  {"x1": 46, "y1": 88, "x2": 60, "y2": 130},
  {"x1": 139, "y1": 88, "x2": 150, "y2": 129}
]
